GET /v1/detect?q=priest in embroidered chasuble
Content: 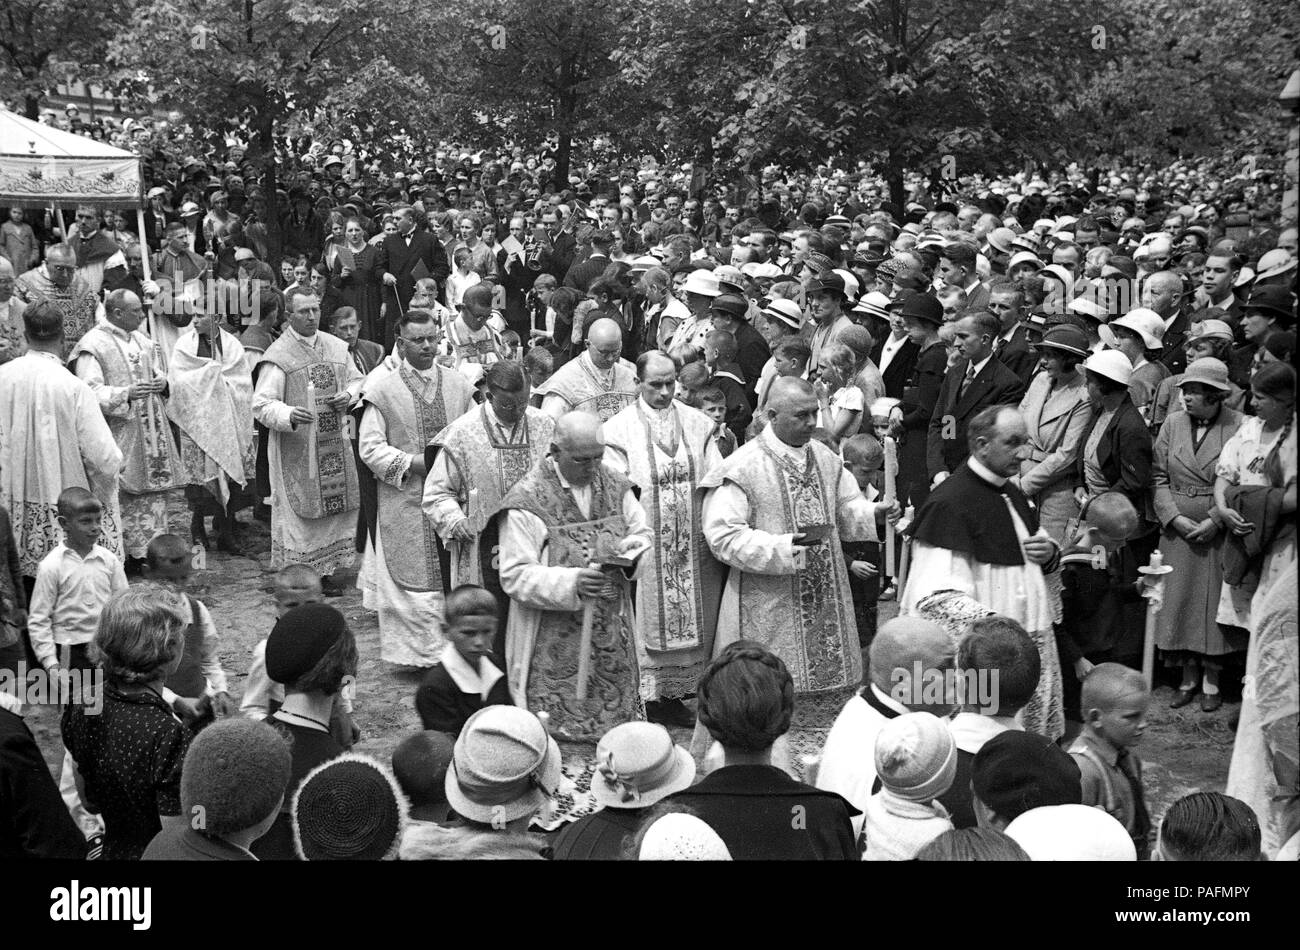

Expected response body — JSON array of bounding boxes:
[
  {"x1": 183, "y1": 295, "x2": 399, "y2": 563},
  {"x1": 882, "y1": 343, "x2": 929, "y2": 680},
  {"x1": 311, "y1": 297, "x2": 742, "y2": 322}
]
[
  {"x1": 497, "y1": 412, "x2": 652, "y2": 747},
  {"x1": 900, "y1": 406, "x2": 1065, "y2": 741},
  {"x1": 71, "y1": 290, "x2": 187, "y2": 560},
  {"x1": 359, "y1": 311, "x2": 476, "y2": 666},
  {"x1": 700, "y1": 378, "x2": 894, "y2": 773},
  {"x1": 252, "y1": 292, "x2": 363, "y2": 577},
  {"x1": 424, "y1": 361, "x2": 555, "y2": 591},
  {"x1": 534, "y1": 318, "x2": 637, "y2": 422},
  {"x1": 603, "y1": 352, "x2": 724, "y2": 714}
]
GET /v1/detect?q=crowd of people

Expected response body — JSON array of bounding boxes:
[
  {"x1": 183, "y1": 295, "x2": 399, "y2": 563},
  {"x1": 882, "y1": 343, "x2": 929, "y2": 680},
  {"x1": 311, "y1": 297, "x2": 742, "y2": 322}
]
[{"x1": 0, "y1": 126, "x2": 1296, "y2": 862}]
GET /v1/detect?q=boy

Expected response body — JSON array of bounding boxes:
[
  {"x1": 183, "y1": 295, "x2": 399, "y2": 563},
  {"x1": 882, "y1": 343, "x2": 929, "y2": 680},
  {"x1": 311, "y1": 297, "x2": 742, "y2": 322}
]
[
  {"x1": 393, "y1": 730, "x2": 456, "y2": 826},
  {"x1": 675, "y1": 360, "x2": 710, "y2": 409},
  {"x1": 240, "y1": 563, "x2": 359, "y2": 747},
  {"x1": 698, "y1": 385, "x2": 737, "y2": 458},
  {"x1": 840, "y1": 434, "x2": 883, "y2": 647},
  {"x1": 414, "y1": 584, "x2": 512, "y2": 736},
  {"x1": 704, "y1": 329, "x2": 751, "y2": 445},
  {"x1": 1069, "y1": 662, "x2": 1153, "y2": 859},
  {"x1": 141, "y1": 533, "x2": 232, "y2": 727},
  {"x1": 1056, "y1": 492, "x2": 1146, "y2": 721}
]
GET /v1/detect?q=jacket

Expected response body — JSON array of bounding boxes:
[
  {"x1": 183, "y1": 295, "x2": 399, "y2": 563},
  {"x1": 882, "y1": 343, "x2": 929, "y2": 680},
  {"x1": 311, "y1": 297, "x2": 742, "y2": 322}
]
[
  {"x1": 1075, "y1": 396, "x2": 1153, "y2": 519},
  {"x1": 927, "y1": 355, "x2": 1027, "y2": 480},
  {"x1": 1220, "y1": 485, "x2": 1294, "y2": 588}
]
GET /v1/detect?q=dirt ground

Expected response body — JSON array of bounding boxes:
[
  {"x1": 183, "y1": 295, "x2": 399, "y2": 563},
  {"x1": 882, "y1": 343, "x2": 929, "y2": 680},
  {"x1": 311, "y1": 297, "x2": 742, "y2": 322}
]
[{"x1": 28, "y1": 511, "x2": 1235, "y2": 827}]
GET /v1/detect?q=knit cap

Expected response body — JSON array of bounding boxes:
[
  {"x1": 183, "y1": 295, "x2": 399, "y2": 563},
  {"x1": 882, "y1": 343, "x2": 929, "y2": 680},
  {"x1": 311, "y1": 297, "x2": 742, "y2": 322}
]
[
  {"x1": 292, "y1": 753, "x2": 409, "y2": 861},
  {"x1": 874, "y1": 712, "x2": 957, "y2": 802},
  {"x1": 266, "y1": 603, "x2": 347, "y2": 684},
  {"x1": 181, "y1": 717, "x2": 291, "y2": 836},
  {"x1": 638, "y1": 813, "x2": 732, "y2": 861}
]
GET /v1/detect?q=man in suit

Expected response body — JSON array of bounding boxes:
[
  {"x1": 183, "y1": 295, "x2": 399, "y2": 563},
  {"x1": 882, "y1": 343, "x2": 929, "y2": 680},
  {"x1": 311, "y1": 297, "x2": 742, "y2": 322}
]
[
  {"x1": 928, "y1": 311, "x2": 1027, "y2": 487},
  {"x1": 1142, "y1": 270, "x2": 1191, "y2": 376},
  {"x1": 988, "y1": 282, "x2": 1039, "y2": 386},
  {"x1": 937, "y1": 243, "x2": 990, "y2": 314},
  {"x1": 563, "y1": 228, "x2": 613, "y2": 293},
  {"x1": 539, "y1": 208, "x2": 578, "y2": 283},
  {"x1": 378, "y1": 206, "x2": 449, "y2": 350},
  {"x1": 1196, "y1": 252, "x2": 1245, "y2": 328},
  {"x1": 142, "y1": 187, "x2": 178, "y2": 251},
  {"x1": 177, "y1": 202, "x2": 208, "y2": 256},
  {"x1": 328, "y1": 306, "x2": 385, "y2": 376}
]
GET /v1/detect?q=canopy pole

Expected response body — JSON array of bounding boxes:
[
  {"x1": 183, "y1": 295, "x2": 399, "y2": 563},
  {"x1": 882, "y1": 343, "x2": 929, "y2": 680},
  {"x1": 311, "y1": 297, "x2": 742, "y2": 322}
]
[
  {"x1": 136, "y1": 208, "x2": 151, "y2": 280},
  {"x1": 55, "y1": 206, "x2": 68, "y2": 245}
]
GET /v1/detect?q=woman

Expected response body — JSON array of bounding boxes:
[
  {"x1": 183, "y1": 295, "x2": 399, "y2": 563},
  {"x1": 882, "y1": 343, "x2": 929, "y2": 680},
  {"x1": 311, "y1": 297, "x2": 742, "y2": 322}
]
[
  {"x1": 894, "y1": 297, "x2": 947, "y2": 511},
  {"x1": 2, "y1": 208, "x2": 40, "y2": 272},
  {"x1": 1015, "y1": 324, "x2": 1094, "y2": 613},
  {"x1": 1152, "y1": 359, "x2": 1246, "y2": 712},
  {"x1": 1149, "y1": 319, "x2": 1245, "y2": 432},
  {"x1": 330, "y1": 217, "x2": 382, "y2": 343},
  {"x1": 321, "y1": 212, "x2": 346, "y2": 269},
  {"x1": 62, "y1": 586, "x2": 191, "y2": 860},
  {"x1": 1214, "y1": 362, "x2": 1297, "y2": 636},
  {"x1": 1100, "y1": 309, "x2": 1170, "y2": 421}
]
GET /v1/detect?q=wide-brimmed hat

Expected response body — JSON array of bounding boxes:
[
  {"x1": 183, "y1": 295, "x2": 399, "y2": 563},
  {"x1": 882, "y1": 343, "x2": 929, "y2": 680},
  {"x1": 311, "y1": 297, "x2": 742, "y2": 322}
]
[
  {"x1": 1006, "y1": 251, "x2": 1044, "y2": 273},
  {"x1": 891, "y1": 292, "x2": 944, "y2": 326},
  {"x1": 761, "y1": 298, "x2": 804, "y2": 331},
  {"x1": 1255, "y1": 248, "x2": 1297, "y2": 282},
  {"x1": 741, "y1": 261, "x2": 783, "y2": 280},
  {"x1": 1100, "y1": 307, "x2": 1165, "y2": 350},
  {"x1": 852, "y1": 291, "x2": 893, "y2": 321},
  {"x1": 714, "y1": 265, "x2": 747, "y2": 295},
  {"x1": 1186, "y1": 318, "x2": 1234, "y2": 345},
  {"x1": 444, "y1": 706, "x2": 562, "y2": 825},
  {"x1": 832, "y1": 268, "x2": 861, "y2": 300},
  {"x1": 592, "y1": 723, "x2": 696, "y2": 809},
  {"x1": 681, "y1": 270, "x2": 722, "y2": 298},
  {"x1": 807, "y1": 271, "x2": 847, "y2": 297},
  {"x1": 179, "y1": 201, "x2": 203, "y2": 217},
  {"x1": 985, "y1": 227, "x2": 1018, "y2": 255},
  {"x1": 709, "y1": 293, "x2": 749, "y2": 321},
  {"x1": 1006, "y1": 804, "x2": 1136, "y2": 861},
  {"x1": 1034, "y1": 324, "x2": 1091, "y2": 358},
  {"x1": 1243, "y1": 284, "x2": 1296, "y2": 323},
  {"x1": 1178, "y1": 357, "x2": 1232, "y2": 392},
  {"x1": 1084, "y1": 349, "x2": 1133, "y2": 386}
]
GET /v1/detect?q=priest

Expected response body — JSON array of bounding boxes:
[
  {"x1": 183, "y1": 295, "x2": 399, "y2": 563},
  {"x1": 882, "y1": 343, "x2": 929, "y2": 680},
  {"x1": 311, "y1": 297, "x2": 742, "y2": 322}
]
[{"x1": 534, "y1": 317, "x2": 637, "y2": 421}]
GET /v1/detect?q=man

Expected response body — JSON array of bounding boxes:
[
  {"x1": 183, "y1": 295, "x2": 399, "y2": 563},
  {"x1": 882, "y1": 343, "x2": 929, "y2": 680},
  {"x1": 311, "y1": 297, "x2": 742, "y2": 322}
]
[
  {"x1": 497, "y1": 411, "x2": 652, "y2": 743},
  {"x1": 445, "y1": 283, "x2": 507, "y2": 371},
  {"x1": 700, "y1": 377, "x2": 897, "y2": 772},
  {"x1": 603, "y1": 352, "x2": 725, "y2": 728},
  {"x1": 377, "y1": 206, "x2": 449, "y2": 349},
  {"x1": 988, "y1": 282, "x2": 1038, "y2": 385},
  {"x1": 902, "y1": 405, "x2": 1064, "y2": 740},
  {"x1": 497, "y1": 215, "x2": 542, "y2": 339},
  {"x1": 142, "y1": 186, "x2": 176, "y2": 250},
  {"x1": 425, "y1": 360, "x2": 555, "y2": 593},
  {"x1": 359, "y1": 310, "x2": 475, "y2": 667},
  {"x1": 1142, "y1": 270, "x2": 1190, "y2": 376},
  {"x1": 65, "y1": 205, "x2": 119, "y2": 295},
  {"x1": 928, "y1": 311, "x2": 1027, "y2": 487},
  {"x1": 328, "y1": 306, "x2": 385, "y2": 377},
  {"x1": 14, "y1": 245, "x2": 98, "y2": 358},
  {"x1": 0, "y1": 302, "x2": 123, "y2": 578},
  {"x1": 805, "y1": 272, "x2": 855, "y2": 379},
  {"x1": 563, "y1": 229, "x2": 613, "y2": 292},
  {"x1": 152, "y1": 221, "x2": 210, "y2": 289},
  {"x1": 177, "y1": 201, "x2": 208, "y2": 255},
  {"x1": 166, "y1": 304, "x2": 254, "y2": 551},
  {"x1": 535, "y1": 317, "x2": 637, "y2": 421},
  {"x1": 72, "y1": 289, "x2": 187, "y2": 563},
  {"x1": 539, "y1": 208, "x2": 578, "y2": 282},
  {"x1": 937, "y1": 244, "x2": 990, "y2": 313},
  {"x1": 0, "y1": 257, "x2": 26, "y2": 365},
  {"x1": 1196, "y1": 252, "x2": 1244, "y2": 324},
  {"x1": 252, "y1": 292, "x2": 364, "y2": 591}
]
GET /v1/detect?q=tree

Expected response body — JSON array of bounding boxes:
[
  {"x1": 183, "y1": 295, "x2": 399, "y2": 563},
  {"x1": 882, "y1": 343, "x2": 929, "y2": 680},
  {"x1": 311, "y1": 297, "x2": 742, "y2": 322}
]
[
  {"x1": 106, "y1": 0, "x2": 432, "y2": 261},
  {"x1": 0, "y1": 0, "x2": 131, "y2": 118}
]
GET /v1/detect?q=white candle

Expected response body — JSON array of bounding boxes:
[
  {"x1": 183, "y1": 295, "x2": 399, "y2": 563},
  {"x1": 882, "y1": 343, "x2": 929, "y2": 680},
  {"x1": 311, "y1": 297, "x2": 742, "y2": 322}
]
[
  {"x1": 883, "y1": 436, "x2": 898, "y2": 576},
  {"x1": 1149, "y1": 549, "x2": 1163, "y2": 570},
  {"x1": 305, "y1": 382, "x2": 319, "y2": 480}
]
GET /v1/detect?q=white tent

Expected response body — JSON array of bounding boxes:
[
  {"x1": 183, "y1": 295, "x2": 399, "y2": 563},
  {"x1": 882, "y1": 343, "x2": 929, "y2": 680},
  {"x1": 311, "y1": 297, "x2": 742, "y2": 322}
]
[{"x1": 0, "y1": 108, "x2": 141, "y2": 210}]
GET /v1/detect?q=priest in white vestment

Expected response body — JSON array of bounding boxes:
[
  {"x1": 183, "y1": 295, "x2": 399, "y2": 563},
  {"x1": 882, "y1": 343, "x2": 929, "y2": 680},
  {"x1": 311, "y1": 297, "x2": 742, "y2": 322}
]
[{"x1": 534, "y1": 318, "x2": 637, "y2": 421}]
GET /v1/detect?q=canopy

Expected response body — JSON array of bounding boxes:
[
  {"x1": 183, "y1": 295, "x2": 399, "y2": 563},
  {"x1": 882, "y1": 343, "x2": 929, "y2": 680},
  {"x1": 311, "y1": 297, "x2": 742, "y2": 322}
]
[{"x1": 0, "y1": 108, "x2": 142, "y2": 210}]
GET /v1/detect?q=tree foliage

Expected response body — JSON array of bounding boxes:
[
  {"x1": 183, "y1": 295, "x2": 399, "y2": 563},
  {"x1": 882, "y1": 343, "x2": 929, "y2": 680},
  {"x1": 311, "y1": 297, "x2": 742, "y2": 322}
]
[{"x1": 0, "y1": 0, "x2": 130, "y2": 118}]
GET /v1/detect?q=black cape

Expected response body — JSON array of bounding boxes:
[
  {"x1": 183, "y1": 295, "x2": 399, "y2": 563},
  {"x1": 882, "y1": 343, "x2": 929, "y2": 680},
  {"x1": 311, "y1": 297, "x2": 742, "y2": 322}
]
[{"x1": 906, "y1": 462, "x2": 1038, "y2": 566}]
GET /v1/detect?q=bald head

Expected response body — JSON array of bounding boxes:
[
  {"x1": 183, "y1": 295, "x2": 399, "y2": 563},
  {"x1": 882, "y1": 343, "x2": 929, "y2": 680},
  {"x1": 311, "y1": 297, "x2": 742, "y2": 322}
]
[
  {"x1": 105, "y1": 289, "x2": 144, "y2": 332},
  {"x1": 45, "y1": 245, "x2": 75, "y2": 288},
  {"x1": 870, "y1": 616, "x2": 957, "y2": 716},
  {"x1": 0, "y1": 256, "x2": 14, "y2": 278},
  {"x1": 587, "y1": 318, "x2": 624, "y2": 370},
  {"x1": 552, "y1": 411, "x2": 606, "y2": 487},
  {"x1": 766, "y1": 376, "x2": 820, "y2": 447}
]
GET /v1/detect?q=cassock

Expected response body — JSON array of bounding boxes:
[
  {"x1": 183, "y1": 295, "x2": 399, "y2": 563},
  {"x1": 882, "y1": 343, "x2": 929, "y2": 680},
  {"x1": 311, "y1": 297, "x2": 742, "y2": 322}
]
[
  {"x1": 603, "y1": 398, "x2": 724, "y2": 702},
  {"x1": 252, "y1": 327, "x2": 363, "y2": 574},
  {"x1": 497, "y1": 459, "x2": 651, "y2": 744},
  {"x1": 815, "y1": 682, "x2": 909, "y2": 838},
  {"x1": 166, "y1": 326, "x2": 253, "y2": 507},
  {"x1": 72, "y1": 322, "x2": 187, "y2": 559},
  {"x1": 359, "y1": 359, "x2": 475, "y2": 667},
  {"x1": 900, "y1": 457, "x2": 1065, "y2": 740},
  {"x1": 535, "y1": 351, "x2": 638, "y2": 422},
  {"x1": 424, "y1": 403, "x2": 555, "y2": 589},
  {"x1": 700, "y1": 424, "x2": 882, "y2": 771},
  {"x1": 0, "y1": 351, "x2": 123, "y2": 574}
]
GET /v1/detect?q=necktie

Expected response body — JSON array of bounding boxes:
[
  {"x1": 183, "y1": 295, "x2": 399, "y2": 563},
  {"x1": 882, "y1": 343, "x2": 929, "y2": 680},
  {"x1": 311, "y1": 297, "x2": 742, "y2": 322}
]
[{"x1": 958, "y1": 364, "x2": 976, "y2": 398}]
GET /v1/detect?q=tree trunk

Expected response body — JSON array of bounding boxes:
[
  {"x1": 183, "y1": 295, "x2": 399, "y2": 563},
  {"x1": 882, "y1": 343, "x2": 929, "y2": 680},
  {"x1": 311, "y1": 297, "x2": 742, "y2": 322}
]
[
  {"x1": 24, "y1": 94, "x2": 39, "y2": 120},
  {"x1": 555, "y1": 130, "x2": 571, "y2": 188},
  {"x1": 253, "y1": 92, "x2": 283, "y2": 266},
  {"x1": 887, "y1": 153, "x2": 905, "y2": 211}
]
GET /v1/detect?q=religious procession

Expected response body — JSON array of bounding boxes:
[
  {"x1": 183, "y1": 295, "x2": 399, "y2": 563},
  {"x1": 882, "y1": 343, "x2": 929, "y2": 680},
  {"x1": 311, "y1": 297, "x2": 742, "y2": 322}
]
[{"x1": 0, "y1": 0, "x2": 1296, "y2": 878}]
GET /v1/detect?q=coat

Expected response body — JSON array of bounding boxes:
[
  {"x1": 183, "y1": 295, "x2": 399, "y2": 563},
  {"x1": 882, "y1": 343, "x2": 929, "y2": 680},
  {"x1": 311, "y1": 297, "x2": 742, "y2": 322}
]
[
  {"x1": 994, "y1": 324, "x2": 1039, "y2": 387},
  {"x1": 376, "y1": 230, "x2": 449, "y2": 309},
  {"x1": 1075, "y1": 396, "x2": 1153, "y2": 519},
  {"x1": 562, "y1": 251, "x2": 611, "y2": 293},
  {"x1": 927, "y1": 356, "x2": 1027, "y2": 481},
  {"x1": 878, "y1": 337, "x2": 919, "y2": 400}
]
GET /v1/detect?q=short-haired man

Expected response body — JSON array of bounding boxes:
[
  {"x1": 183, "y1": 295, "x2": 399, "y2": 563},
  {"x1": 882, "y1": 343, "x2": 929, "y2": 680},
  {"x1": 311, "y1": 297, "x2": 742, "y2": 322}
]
[
  {"x1": 937, "y1": 244, "x2": 990, "y2": 313},
  {"x1": 14, "y1": 244, "x2": 98, "y2": 357},
  {"x1": 66, "y1": 205, "x2": 120, "y2": 295}
]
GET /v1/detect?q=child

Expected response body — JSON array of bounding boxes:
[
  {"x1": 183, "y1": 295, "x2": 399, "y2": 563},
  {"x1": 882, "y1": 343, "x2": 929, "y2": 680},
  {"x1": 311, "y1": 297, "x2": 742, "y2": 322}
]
[
  {"x1": 1057, "y1": 492, "x2": 1147, "y2": 721},
  {"x1": 28, "y1": 488, "x2": 128, "y2": 677},
  {"x1": 141, "y1": 534, "x2": 231, "y2": 727},
  {"x1": 415, "y1": 585, "x2": 512, "y2": 736},
  {"x1": 675, "y1": 360, "x2": 710, "y2": 409},
  {"x1": 292, "y1": 754, "x2": 407, "y2": 861},
  {"x1": 523, "y1": 344, "x2": 553, "y2": 398},
  {"x1": 240, "y1": 563, "x2": 358, "y2": 747},
  {"x1": 499, "y1": 329, "x2": 522, "y2": 362},
  {"x1": 869, "y1": 397, "x2": 902, "y2": 598},
  {"x1": 446, "y1": 246, "x2": 480, "y2": 310},
  {"x1": 62, "y1": 584, "x2": 192, "y2": 860},
  {"x1": 704, "y1": 329, "x2": 751, "y2": 445},
  {"x1": 939, "y1": 617, "x2": 1041, "y2": 829},
  {"x1": 1155, "y1": 791, "x2": 1262, "y2": 861},
  {"x1": 815, "y1": 342, "x2": 865, "y2": 447},
  {"x1": 393, "y1": 730, "x2": 456, "y2": 827},
  {"x1": 142, "y1": 717, "x2": 292, "y2": 860},
  {"x1": 757, "y1": 336, "x2": 812, "y2": 412},
  {"x1": 863, "y1": 711, "x2": 956, "y2": 861},
  {"x1": 840, "y1": 434, "x2": 884, "y2": 646},
  {"x1": 698, "y1": 386, "x2": 737, "y2": 458},
  {"x1": 1069, "y1": 662, "x2": 1153, "y2": 859}
]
